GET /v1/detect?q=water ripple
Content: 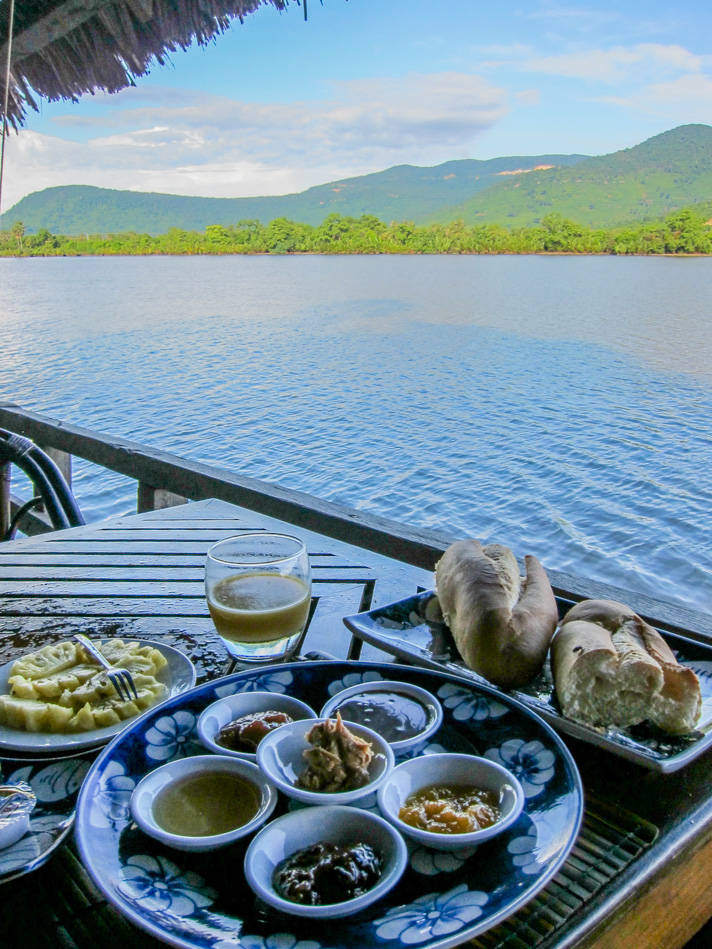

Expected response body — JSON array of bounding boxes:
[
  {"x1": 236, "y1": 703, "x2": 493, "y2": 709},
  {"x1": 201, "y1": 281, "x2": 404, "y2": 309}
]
[{"x1": 0, "y1": 255, "x2": 710, "y2": 614}]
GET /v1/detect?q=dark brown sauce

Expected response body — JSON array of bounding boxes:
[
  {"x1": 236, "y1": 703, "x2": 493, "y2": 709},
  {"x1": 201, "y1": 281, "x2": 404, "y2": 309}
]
[
  {"x1": 332, "y1": 690, "x2": 432, "y2": 742},
  {"x1": 216, "y1": 710, "x2": 294, "y2": 752},
  {"x1": 273, "y1": 841, "x2": 382, "y2": 905}
]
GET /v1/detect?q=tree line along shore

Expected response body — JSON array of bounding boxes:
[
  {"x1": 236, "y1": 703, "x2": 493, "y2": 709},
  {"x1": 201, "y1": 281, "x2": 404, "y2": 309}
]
[{"x1": 2, "y1": 207, "x2": 711, "y2": 257}]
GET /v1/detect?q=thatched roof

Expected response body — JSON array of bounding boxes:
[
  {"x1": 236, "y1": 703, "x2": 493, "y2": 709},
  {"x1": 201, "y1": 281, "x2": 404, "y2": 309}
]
[{"x1": 0, "y1": 0, "x2": 291, "y2": 130}]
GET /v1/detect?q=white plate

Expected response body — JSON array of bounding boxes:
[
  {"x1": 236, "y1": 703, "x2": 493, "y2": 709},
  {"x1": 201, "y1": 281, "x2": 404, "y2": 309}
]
[{"x1": 0, "y1": 641, "x2": 196, "y2": 754}]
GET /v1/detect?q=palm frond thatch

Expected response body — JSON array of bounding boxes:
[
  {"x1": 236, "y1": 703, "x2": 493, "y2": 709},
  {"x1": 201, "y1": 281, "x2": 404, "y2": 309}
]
[{"x1": 0, "y1": 0, "x2": 290, "y2": 129}]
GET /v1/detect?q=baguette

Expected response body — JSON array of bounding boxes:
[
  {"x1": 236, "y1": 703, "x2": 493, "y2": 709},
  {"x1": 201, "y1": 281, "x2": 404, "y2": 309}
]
[
  {"x1": 435, "y1": 539, "x2": 558, "y2": 689},
  {"x1": 551, "y1": 599, "x2": 701, "y2": 734}
]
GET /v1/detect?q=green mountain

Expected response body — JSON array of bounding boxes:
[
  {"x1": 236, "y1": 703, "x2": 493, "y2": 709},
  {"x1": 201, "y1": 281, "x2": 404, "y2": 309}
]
[
  {"x1": 5, "y1": 124, "x2": 711, "y2": 236},
  {"x1": 6, "y1": 155, "x2": 587, "y2": 236},
  {"x1": 431, "y1": 124, "x2": 712, "y2": 229}
]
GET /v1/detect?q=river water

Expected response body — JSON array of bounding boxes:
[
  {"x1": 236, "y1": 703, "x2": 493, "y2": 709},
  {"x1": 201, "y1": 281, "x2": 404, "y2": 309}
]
[{"x1": 0, "y1": 254, "x2": 710, "y2": 613}]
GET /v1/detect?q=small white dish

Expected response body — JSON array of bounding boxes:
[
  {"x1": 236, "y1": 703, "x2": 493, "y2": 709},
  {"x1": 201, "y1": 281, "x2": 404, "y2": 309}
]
[
  {"x1": 256, "y1": 717, "x2": 394, "y2": 805},
  {"x1": 130, "y1": 754, "x2": 277, "y2": 852},
  {"x1": 244, "y1": 804, "x2": 407, "y2": 918},
  {"x1": 320, "y1": 680, "x2": 443, "y2": 753},
  {"x1": 0, "y1": 782, "x2": 36, "y2": 851},
  {"x1": 377, "y1": 753, "x2": 525, "y2": 851},
  {"x1": 198, "y1": 691, "x2": 317, "y2": 760}
]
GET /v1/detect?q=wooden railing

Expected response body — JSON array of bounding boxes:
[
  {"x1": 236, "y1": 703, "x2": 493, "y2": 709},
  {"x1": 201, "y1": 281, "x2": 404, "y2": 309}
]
[
  {"x1": 1, "y1": 401, "x2": 709, "y2": 639},
  {"x1": 0, "y1": 401, "x2": 451, "y2": 569}
]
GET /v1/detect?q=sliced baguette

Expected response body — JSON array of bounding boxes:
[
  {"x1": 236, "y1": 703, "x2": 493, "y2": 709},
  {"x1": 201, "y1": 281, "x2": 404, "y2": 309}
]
[{"x1": 552, "y1": 599, "x2": 701, "y2": 734}]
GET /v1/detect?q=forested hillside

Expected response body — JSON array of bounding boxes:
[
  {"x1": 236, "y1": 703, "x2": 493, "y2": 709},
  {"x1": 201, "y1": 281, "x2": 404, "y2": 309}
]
[
  {"x1": 7, "y1": 153, "x2": 586, "y2": 236},
  {"x1": 432, "y1": 125, "x2": 712, "y2": 228},
  {"x1": 5, "y1": 124, "x2": 711, "y2": 237}
]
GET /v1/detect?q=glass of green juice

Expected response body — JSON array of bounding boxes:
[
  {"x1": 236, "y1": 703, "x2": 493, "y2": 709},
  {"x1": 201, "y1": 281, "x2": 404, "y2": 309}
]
[{"x1": 205, "y1": 533, "x2": 312, "y2": 663}]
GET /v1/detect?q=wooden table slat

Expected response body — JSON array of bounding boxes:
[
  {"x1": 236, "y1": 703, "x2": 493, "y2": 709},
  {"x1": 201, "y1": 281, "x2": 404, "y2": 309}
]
[{"x1": 0, "y1": 570, "x2": 376, "y2": 591}]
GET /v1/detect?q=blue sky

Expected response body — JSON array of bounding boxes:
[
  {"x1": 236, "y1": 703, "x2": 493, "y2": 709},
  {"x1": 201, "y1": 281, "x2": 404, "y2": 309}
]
[{"x1": 5, "y1": 0, "x2": 712, "y2": 209}]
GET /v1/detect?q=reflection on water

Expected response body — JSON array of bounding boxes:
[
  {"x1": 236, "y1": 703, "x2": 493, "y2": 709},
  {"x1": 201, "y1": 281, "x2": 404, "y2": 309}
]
[{"x1": 0, "y1": 254, "x2": 710, "y2": 613}]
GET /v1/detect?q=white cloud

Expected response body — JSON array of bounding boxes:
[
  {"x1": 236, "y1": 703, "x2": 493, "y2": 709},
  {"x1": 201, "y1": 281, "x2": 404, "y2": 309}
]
[
  {"x1": 527, "y1": 47, "x2": 638, "y2": 82},
  {"x1": 598, "y1": 72, "x2": 712, "y2": 117},
  {"x1": 523, "y1": 4, "x2": 623, "y2": 32},
  {"x1": 515, "y1": 41, "x2": 712, "y2": 125},
  {"x1": 1, "y1": 72, "x2": 510, "y2": 209},
  {"x1": 526, "y1": 43, "x2": 706, "y2": 83},
  {"x1": 516, "y1": 89, "x2": 541, "y2": 106},
  {"x1": 93, "y1": 126, "x2": 175, "y2": 148},
  {"x1": 0, "y1": 129, "x2": 335, "y2": 208}
]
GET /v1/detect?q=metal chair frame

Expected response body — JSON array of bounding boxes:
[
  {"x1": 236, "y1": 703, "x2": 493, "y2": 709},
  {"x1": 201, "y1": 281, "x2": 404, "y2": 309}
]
[{"x1": 0, "y1": 429, "x2": 85, "y2": 540}]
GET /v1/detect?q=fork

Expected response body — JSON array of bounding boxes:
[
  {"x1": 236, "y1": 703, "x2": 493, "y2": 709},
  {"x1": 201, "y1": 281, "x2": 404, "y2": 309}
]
[{"x1": 73, "y1": 633, "x2": 139, "y2": 702}]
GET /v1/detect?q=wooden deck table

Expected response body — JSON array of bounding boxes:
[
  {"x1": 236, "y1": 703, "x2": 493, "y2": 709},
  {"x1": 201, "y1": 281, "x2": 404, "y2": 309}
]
[{"x1": 0, "y1": 497, "x2": 711, "y2": 949}]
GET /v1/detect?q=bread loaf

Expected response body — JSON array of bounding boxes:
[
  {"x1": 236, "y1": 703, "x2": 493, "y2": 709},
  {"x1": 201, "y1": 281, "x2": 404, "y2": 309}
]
[
  {"x1": 551, "y1": 599, "x2": 701, "y2": 734},
  {"x1": 435, "y1": 539, "x2": 558, "y2": 690}
]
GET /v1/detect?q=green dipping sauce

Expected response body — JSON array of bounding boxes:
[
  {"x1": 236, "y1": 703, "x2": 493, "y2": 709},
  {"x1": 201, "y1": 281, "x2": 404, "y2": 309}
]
[{"x1": 152, "y1": 771, "x2": 260, "y2": 837}]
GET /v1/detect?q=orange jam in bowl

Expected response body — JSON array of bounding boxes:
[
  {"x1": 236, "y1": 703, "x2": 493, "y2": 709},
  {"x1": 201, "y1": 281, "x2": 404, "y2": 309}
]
[{"x1": 398, "y1": 783, "x2": 501, "y2": 835}]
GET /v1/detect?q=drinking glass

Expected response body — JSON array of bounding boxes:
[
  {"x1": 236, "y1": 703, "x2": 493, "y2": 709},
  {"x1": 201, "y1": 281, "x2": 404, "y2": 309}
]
[{"x1": 205, "y1": 533, "x2": 312, "y2": 663}]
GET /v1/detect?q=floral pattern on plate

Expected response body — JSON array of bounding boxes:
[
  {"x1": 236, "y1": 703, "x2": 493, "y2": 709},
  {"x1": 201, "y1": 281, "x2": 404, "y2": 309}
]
[
  {"x1": 144, "y1": 710, "x2": 203, "y2": 762},
  {"x1": 213, "y1": 670, "x2": 295, "y2": 700},
  {"x1": 326, "y1": 670, "x2": 385, "y2": 697},
  {"x1": 436, "y1": 683, "x2": 509, "y2": 723},
  {"x1": 89, "y1": 760, "x2": 136, "y2": 829},
  {"x1": 117, "y1": 854, "x2": 217, "y2": 915},
  {"x1": 75, "y1": 660, "x2": 582, "y2": 949},
  {"x1": 409, "y1": 845, "x2": 476, "y2": 877},
  {"x1": 484, "y1": 739, "x2": 556, "y2": 800},
  {"x1": 373, "y1": 884, "x2": 489, "y2": 944},
  {"x1": 0, "y1": 753, "x2": 94, "y2": 883}
]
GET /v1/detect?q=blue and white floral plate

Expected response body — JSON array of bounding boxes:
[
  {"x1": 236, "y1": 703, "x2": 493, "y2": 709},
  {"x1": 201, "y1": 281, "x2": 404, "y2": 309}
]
[
  {"x1": 344, "y1": 593, "x2": 712, "y2": 773},
  {"x1": 75, "y1": 661, "x2": 583, "y2": 949},
  {"x1": 0, "y1": 753, "x2": 94, "y2": 883}
]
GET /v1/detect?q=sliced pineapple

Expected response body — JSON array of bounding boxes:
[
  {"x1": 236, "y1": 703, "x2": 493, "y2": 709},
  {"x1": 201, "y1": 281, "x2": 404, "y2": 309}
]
[
  {"x1": 65, "y1": 687, "x2": 160, "y2": 730},
  {"x1": 67, "y1": 702, "x2": 97, "y2": 732},
  {"x1": 66, "y1": 671, "x2": 118, "y2": 707},
  {"x1": 2, "y1": 637, "x2": 170, "y2": 734},
  {"x1": 91, "y1": 704, "x2": 122, "y2": 728},
  {"x1": 10, "y1": 641, "x2": 80, "y2": 680},
  {"x1": 122, "y1": 653, "x2": 164, "y2": 676},
  {"x1": 9, "y1": 663, "x2": 97, "y2": 700},
  {"x1": 97, "y1": 640, "x2": 167, "y2": 676},
  {"x1": 6, "y1": 675, "x2": 38, "y2": 700},
  {"x1": 45, "y1": 703, "x2": 75, "y2": 731},
  {"x1": 0, "y1": 696, "x2": 50, "y2": 732},
  {"x1": 142, "y1": 646, "x2": 168, "y2": 674},
  {"x1": 129, "y1": 672, "x2": 167, "y2": 694}
]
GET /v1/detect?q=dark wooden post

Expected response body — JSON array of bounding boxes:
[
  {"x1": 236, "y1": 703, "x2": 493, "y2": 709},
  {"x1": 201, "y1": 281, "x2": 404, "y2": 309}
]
[
  {"x1": 42, "y1": 446, "x2": 72, "y2": 488},
  {"x1": 0, "y1": 462, "x2": 10, "y2": 538},
  {"x1": 137, "y1": 483, "x2": 189, "y2": 513}
]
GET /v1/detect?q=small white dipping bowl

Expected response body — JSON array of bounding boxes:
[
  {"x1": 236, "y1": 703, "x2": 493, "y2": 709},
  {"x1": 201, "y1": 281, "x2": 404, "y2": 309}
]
[
  {"x1": 256, "y1": 718, "x2": 394, "y2": 805},
  {"x1": 244, "y1": 804, "x2": 408, "y2": 918},
  {"x1": 130, "y1": 754, "x2": 277, "y2": 852},
  {"x1": 320, "y1": 680, "x2": 443, "y2": 753},
  {"x1": 377, "y1": 753, "x2": 525, "y2": 851},
  {"x1": 198, "y1": 691, "x2": 317, "y2": 760},
  {"x1": 0, "y1": 782, "x2": 36, "y2": 851}
]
